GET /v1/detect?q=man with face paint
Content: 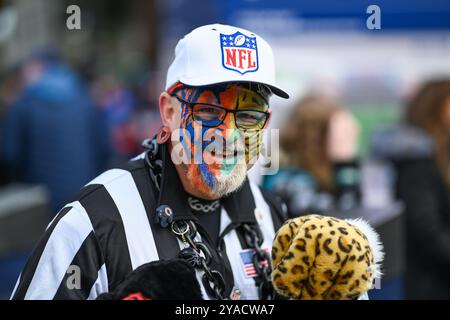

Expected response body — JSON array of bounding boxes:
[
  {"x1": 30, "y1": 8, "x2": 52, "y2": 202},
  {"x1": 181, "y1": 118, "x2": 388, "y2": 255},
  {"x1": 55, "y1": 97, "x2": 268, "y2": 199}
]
[{"x1": 11, "y1": 24, "x2": 290, "y2": 300}]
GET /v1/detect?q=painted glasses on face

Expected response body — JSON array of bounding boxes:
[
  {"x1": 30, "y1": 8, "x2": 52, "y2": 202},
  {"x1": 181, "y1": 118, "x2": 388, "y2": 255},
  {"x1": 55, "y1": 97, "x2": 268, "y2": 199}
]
[{"x1": 169, "y1": 83, "x2": 271, "y2": 130}]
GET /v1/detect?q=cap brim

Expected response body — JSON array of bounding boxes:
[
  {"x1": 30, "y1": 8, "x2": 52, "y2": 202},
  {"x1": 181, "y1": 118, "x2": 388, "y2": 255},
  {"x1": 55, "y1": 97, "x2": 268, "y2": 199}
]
[
  {"x1": 266, "y1": 84, "x2": 289, "y2": 99},
  {"x1": 178, "y1": 79, "x2": 289, "y2": 99}
]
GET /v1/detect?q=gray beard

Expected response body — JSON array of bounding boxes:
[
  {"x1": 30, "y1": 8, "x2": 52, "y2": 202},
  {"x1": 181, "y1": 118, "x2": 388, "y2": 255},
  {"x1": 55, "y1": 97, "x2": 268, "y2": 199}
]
[
  {"x1": 185, "y1": 160, "x2": 248, "y2": 198},
  {"x1": 208, "y1": 161, "x2": 248, "y2": 197}
]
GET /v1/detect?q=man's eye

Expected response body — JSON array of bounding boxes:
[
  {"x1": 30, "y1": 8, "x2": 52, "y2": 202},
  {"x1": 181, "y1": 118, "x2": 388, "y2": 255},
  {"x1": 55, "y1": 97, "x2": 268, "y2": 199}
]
[
  {"x1": 197, "y1": 107, "x2": 220, "y2": 114},
  {"x1": 238, "y1": 111, "x2": 263, "y2": 122},
  {"x1": 194, "y1": 105, "x2": 225, "y2": 120},
  {"x1": 239, "y1": 112, "x2": 257, "y2": 119}
]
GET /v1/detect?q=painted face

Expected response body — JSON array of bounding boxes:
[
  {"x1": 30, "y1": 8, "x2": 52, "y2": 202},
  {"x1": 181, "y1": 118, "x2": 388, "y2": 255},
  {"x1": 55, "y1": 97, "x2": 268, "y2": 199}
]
[{"x1": 170, "y1": 82, "x2": 271, "y2": 197}]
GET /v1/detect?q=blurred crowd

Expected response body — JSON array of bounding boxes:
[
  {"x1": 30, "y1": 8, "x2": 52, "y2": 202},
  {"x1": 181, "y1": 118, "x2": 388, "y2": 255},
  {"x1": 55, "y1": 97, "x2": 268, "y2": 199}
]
[
  {"x1": 0, "y1": 52, "x2": 162, "y2": 211},
  {"x1": 263, "y1": 81, "x2": 450, "y2": 299}
]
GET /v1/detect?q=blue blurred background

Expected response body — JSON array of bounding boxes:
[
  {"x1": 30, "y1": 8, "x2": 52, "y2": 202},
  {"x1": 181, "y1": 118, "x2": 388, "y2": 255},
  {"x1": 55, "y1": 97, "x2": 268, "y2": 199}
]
[{"x1": 1, "y1": 0, "x2": 450, "y2": 299}]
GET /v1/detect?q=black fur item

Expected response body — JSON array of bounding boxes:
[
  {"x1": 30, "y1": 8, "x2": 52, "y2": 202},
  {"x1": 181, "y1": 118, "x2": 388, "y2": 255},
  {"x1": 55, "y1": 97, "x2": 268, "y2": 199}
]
[{"x1": 96, "y1": 259, "x2": 203, "y2": 300}]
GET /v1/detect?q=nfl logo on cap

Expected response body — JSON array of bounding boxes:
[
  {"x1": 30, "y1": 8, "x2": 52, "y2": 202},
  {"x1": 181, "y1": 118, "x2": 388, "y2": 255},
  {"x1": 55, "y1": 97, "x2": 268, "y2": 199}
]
[{"x1": 220, "y1": 31, "x2": 258, "y2": 75}]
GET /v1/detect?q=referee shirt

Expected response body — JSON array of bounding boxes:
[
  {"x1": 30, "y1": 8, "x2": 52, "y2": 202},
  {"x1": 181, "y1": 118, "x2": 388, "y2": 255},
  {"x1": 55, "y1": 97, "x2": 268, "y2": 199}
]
[{"x1": 10, "y1": 142, "x2": 287, "y2": 300}]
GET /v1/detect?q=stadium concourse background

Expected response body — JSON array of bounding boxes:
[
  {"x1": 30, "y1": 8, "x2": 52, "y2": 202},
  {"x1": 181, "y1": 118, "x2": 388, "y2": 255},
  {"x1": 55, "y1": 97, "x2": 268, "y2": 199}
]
[{"x1": 1, "y1": 0, "x2": 450, "y2": 299}]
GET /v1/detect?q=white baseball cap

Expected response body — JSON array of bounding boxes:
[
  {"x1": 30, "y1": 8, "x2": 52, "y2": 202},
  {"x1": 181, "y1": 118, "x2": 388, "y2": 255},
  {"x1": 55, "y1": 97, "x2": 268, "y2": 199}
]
[{"x1": 165, "y1": 23, "x2": 289, "y2": 99}]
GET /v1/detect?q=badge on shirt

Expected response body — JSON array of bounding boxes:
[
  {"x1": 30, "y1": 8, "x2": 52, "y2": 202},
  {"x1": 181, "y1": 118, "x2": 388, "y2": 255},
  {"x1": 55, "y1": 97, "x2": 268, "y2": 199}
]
[
  {"x1": 254, "y1": 208, "x2": 263, "y2": 222},
  {"x1": 229, "y1": 287, "x2": 242, "y2": 300},
  {"x1": 239, "y1": 248, "x2": 270, "y2": 278}
]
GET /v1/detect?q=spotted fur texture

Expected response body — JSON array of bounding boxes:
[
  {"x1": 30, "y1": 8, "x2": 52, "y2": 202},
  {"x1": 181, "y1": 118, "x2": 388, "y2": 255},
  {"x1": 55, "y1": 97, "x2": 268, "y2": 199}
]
[{"x1": 271, "y1": 215, "x2": 384, "y2": 300}]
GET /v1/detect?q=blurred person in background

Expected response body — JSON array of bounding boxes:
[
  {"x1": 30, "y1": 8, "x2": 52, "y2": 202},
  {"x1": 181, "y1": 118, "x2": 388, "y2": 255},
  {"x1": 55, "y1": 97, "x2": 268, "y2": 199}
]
[
  {"x1": 0, "y1": 52, "x2": 109, "y2": 213},
  {"x1": 91, "y1": 74, "x2": 141, "y2": 164},
  {"x1": 0, "y1": 66, "x2": 23, "y2": 185},
  {"x1": 90, "y1": 72, "x2": 163, "y2": 166},
  {"x1": 263, "y1": 95, "x2": 361, "y2": 218},
  {"x1": 371, "y1": 79, "x2": 450, "y2": 299}
]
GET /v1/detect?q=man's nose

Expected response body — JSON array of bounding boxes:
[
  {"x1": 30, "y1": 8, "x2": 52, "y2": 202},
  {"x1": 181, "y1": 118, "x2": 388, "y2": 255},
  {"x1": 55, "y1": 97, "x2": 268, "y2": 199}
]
[{"x1": 219, "y1": 112, "x2": 240, "y2": 140}]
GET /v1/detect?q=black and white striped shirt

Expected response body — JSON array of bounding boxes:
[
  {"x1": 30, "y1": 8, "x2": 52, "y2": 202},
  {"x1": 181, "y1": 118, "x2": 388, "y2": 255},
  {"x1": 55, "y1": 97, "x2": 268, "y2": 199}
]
[{"x1": 10, "y1": 146, "x2": 286, "y2": 300}]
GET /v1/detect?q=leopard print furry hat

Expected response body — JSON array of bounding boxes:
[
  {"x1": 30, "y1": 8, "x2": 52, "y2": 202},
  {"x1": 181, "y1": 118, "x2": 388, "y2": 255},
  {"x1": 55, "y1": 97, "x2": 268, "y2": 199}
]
[{"x1": 271, "y1": 215, "x2": 384, "y2": 300}]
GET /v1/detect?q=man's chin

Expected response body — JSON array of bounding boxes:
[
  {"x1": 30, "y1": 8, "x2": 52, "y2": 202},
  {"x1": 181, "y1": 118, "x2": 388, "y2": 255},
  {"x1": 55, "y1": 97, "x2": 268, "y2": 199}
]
[
  {"x1": 208, "y1": 162, "x2": 248, "y2": 198},
  {"x1": 183, "y1": 151, "x2": 248, "y2": 198}
]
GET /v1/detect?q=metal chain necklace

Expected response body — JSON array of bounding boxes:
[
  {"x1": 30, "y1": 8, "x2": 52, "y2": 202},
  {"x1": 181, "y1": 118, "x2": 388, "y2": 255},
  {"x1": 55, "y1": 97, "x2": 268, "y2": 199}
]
[
  {"x1": 171, "y1": 220, "x2": 227, "y2": 300},
  {"x1": 188, "y1": 197, "x2": 220, "y2": 213},
  {"x1": 241, "y1": 224, "x2": 275, "y2": 300}
]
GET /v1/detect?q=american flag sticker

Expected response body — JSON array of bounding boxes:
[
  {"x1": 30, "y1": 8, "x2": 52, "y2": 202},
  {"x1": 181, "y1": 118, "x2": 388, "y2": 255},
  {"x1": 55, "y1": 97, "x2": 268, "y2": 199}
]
[{"x1": 239, "y1": 248, "x2": 270, "y2": 278}]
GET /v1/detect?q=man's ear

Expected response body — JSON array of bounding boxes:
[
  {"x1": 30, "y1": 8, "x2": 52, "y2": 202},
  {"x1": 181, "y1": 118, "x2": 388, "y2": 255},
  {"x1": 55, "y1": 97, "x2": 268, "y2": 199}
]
[
  {"x1": 159, "y1": 92, "x2": 177, "y2": 128},
  {"x1": 263, "y1": 109, "x2": 272, "y2": 129}
]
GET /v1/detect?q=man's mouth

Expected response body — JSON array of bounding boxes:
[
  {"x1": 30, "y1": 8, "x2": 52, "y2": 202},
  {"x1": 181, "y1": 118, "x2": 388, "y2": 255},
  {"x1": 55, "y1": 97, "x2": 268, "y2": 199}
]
[
  {"x1": 210, "y1": 149, "x2": 236, "y2": 157},
  {"x1": 208, "y1": 148, "x2": 247, "y2": 158}
]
